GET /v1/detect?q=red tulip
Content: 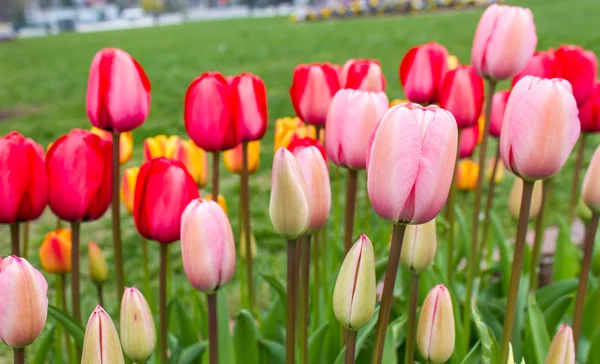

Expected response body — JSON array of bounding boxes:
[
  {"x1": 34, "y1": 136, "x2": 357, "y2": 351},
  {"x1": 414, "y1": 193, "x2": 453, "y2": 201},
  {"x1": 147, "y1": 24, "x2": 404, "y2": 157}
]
[
  {"x1": 459, "y1": 124, "x2": 479, "y2": 159},
  {"x1": 439, "y1": 65, "x2": 485, "y2": 129},
  {"x1": 133, "y1": 157, "x2": 199, "y2": 244},
  {"x1": 290, "y1": 63, "x2": 340, "y2": 125},
  {"x1": 0, "y1": 132, "x2": 48, "y2": 224},
  {"x1": 229, "y1": 73, "x2": 268, "y2": 142},
  {"x1": 339, "y1": 59, "x2": 386, "y2": 92},
  {"x1": 578, "y1": 82, "x2": 600, "y2": 133},
  {"x1": 86, "y1": 48, "x2": 151, "y2": 132},
  {"x1": 399, "y1": 42, "x2": 449, "y2": 104},
  {"x1": 512, "y1": 49, "x2": 555, "y2": 87},
  {"x1": 287, "y1": 134, "x2": 327, "y2": 162},
  {"x1": 185, "y1": 72, "x2": 240, "y2": 152},
  {"x1": 489, "y1": 90, "x2": 511, "y2": 138},
  {"x1": 46, "y1": 129, "x2": 111, "y2": 222},
  {"x1": 553, "y1": 45, "x2": 598, "y2": 106}
]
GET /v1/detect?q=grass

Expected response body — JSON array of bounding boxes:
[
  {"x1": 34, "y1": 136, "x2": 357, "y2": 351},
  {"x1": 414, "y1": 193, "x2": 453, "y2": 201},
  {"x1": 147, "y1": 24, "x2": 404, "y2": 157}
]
[{"x1": 1, "y1": 0, "x2": 600, "y2": 359}]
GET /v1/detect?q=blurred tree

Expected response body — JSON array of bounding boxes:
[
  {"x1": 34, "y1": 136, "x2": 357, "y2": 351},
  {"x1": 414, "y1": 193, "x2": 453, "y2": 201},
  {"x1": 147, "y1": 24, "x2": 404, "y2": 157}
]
[{"x1": 140, "y1": 0, "x2": 164, "y2": 14}]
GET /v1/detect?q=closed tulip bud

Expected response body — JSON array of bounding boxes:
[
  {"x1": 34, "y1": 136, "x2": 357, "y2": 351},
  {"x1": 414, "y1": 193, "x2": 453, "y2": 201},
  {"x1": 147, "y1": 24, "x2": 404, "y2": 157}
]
[
  {"x1": 240, "y1": 228, "x2": 257, "y2": 259},
  {"x1": 120, "y1": 167, "x2": 139, "y2": 215},
  {"x1": 290, "y1": 63, "x2": 340, "y2": 125},
  {"x1": 500, "y1": 77, "x2": 580, "y2": 181},
  {"x1": 578, "y1": 82, "x2": 600, "y2": 133},
  {"x1": 205, "y1": 194, "x2": 228, "y2": 215},
  {"x1": 489, "y1": 90, "x2": 511, "y2": 138},
  {"x1": 173, "y1": 139, "x2": 209, "y2": 187},
  {"x1": 287, "y1": 135, "x2": 327, "y2": 162},
  {"x1": 326, "y1": 89, "x2": 388, "y2": 169},
  {"x1": 134, "y1": 158, "x2": 199, "y2": 244},
  {"x1": 120, "y1": 287, "x2": 156, "y2": 363},
  {"x1": 333, "y1": 235, "x2": 376, "y2": 330},
  {"x1": 86, "y1": 48, "x2": 151, "y2": 133},
  {"x1": 485, "y1": 156, "x2": 505, "y2": 184},
  {"x1": 581, "y1": 145, "x2": 600, "y2": 214},
  {"x1": 274, "y1": 117, "x2": 309, "y2": 151},
  {"x1": 553, "y1": 45, "x2": 598, "y2": 106},
  {"x1": 88, "y1": 242, "x2": 108, "y2": 284},
  {"x1": 296, "y1": 146, "x2": 331, "y2": 231},
  {"x1": 417, "y1": 284, "x2": 455, "y2": 363},
  {"x1": 229, "y1": 73, "x2": 268, "y2": 142},
  {"x1": 457, "y1": 160, "x2": 479, "y2": 191},
  {"x1": 90, "y1": 127, "x2": 133, "y2": 164},
  {"x1": 447, "y1": 55, "x2": 459, "y2": 71},
  {"x1": 224, "y1": 141, "x2": 260, "y2": 174},
  {"x1": 439, "y1": 65, "x2": 485, "y2": 129},
  {"x1": 400, "y1": 42, "x2": 449, "y2": 104},
  {"x1": 367, "y1": 104, "x2": 458, "y2": 224},
  {"x1": 0, "y1": 132, "x2": 48, "y2": 224},
  {"x1": 545, "y1": 324, "x2": 575, "y2": 364},
  {"x1": 400, "y1": 219, "x2": 437, "y2": 273},
  {"x1": 181, "y1": 199, "x2": 236, "y2": 293},
  {"x1": 143, "y1": 134, "x2": 179, "y2": 161},
  {"x1": 0, "y1": 256, "x2": 48, "y2": 348},
  {"x1": 512, "y1": 49, "x2": 556, "y2": 87},
  {"x1": 47, "y1": 129, "x2": 112, "y2": 222},
  {"x1": 389, "y1": 98, "x2": 409, "y2": 107},
  {"x1": 39, "y1": 229, "x2": 72, "y2": 274},
  {"x1": 508, "y1": 343, "x2": 526, "y2": 364},
  {"x1": 185, "y1": 72, "x2": 241, "y2": 152},
  {"x1": 508, "y1": 178, "x2": 543, "y2": 220},
  {"x1": 459, "y1": 123, "x2": 479, "y2": 159},
  {"x1": 471, "y1": 4, "x2": 537, "y2": 80},
  {"x1": 269, "y1": 148, "x2": 310, "y2": 239},
  {"x1": 81, "y1": 306, "x2": 125, "y2": 364},
  {"x1": 577, "y1": 199, "x2": 593, "y2": 223},
  {"x1": 339, "y1": 59, "x2": 386, "y2": 92}
]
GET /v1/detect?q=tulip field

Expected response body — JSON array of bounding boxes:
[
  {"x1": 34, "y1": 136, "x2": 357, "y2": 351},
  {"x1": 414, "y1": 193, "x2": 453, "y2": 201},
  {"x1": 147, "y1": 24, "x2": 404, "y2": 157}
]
[{"x1": 4, "y1": 0, "x2": 600, "y2": 363}]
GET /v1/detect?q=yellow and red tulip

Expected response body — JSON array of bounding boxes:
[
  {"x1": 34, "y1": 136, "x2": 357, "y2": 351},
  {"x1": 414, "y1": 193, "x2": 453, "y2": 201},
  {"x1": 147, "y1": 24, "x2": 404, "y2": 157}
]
[
  {"x1": 223, "y1": 141, "x2": 260, "y2": 175},
  {"x1": 90, "y1": 127, "x2": 133, "y2": 164},
  {"x1": 39, "y1": 229, "x2": 72, "y2": 274}
]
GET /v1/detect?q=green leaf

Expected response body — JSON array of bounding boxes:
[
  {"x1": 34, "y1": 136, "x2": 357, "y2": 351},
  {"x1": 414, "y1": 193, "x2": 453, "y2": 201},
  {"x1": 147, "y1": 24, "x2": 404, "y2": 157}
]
[
  {"x1": 511, "y1": 274, "x2": 530, "y2": 360},
  {"x1": 333, "y1": 307, "x2": 380, "y2": 364},
  {"x1": 177, "y1": 342, "x2": 207, "y2": 364},
  {"x1": 543, "y1": 295, "x2": 573, "y2": 336},
  {"x1": 553, "y1": 220, "x2": 580, "y2": 281},
  {"x1": 31, "y1": 325, "x2": 56, "y2": 364},
  {"x1": 523, "y1": 293, "x2": 551, "y2": 364},
  {"x1": 234, "y1": 310, "x2": 260, "y2": 364},
  {"x1": 47, "y1": 305, "x2": 85, "y2": 348},
  {"x1": 217, "y1": 292, "x2": 235, "y2": 364},
  {"x1": 381, "y1": 324, "x2": 397, "y2": 364},
  {"x1": 261, "y1": 274, "x2": 287, "y2": 303},
  {"x1": 536, "y1": 279, "x2": 578, "y2": 311},
  {"x1": 169, "y1": 297, "x2": 199, "y2": 347},
  {"x1": 587, "y1": 330, "x2": 600, "y2": 364},
  {"x1": 460, "y1": 341, "x2": 481, "y2": 364},
  {"x1": 472, "y1": 306, "x2": 498, "y2": 364},
  {"x1": 259, "y1": 339, "x2": 285, "y2": 364},
  {"x1": 491, "y1": 212, "x2": 511, "y2": 297},
  {"x1": 582, "y1": 282, "x2": 600, "y2": 338},
  {"x1": 261, "y1": 298, "x2": 284, "y2": 343},
  {"x1": 455, "y1": 205, "x2": 470, "y2": 267},
  {"x1": 308, "y1": 322, "x2": 330, "y2": 364}
]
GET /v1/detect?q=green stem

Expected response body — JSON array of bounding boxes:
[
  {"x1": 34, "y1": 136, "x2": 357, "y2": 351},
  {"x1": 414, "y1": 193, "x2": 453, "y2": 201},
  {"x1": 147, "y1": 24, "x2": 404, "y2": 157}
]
[
  {"x1": 97, "y1": 284, "x2": 104, "y2": 307},
  {"x1": 56, "y1": 217, "x2": 62, "y2": 230},
  {"x1": 529, "y1": 179, "x2": 553, "y2": 291},
  {"x1": 55, "y1": 275, "x2": 63, "y2": 364},
  {"x1": 207, "y1": 293, "x2": 218, "y2": 364},
  {"x1": 112, "y1": 130, "x2": 125, "y2": 302},
  {"x1": 344, "y1": 169, "x2": 358, "y2": 254},
  {"x1": 10, "y1": 222, "x2": 20, "y2": 256},
  {"x1": 344, "y1": 330, "x2": 357, "y2": 364},
  {"x1": 299, "y1": 236, "x2": 311, "y2": 364},
  {"x1": 498, "y1": 180, "x2": 535, "y2": 363},
  {"x1": 13, "y1": 348, "x2": 24, "y2": 364},
  {"x1": 22, "y1": 221, "x2": 30, "y2": 259},
  {"x1": 333, "y1": 166, "x2": 341, "y2": 246},
  {"x1": 212, "y1": 151, "x2": 220, "y2": 199},
  {"x1": 479, "y1": 145, "x2": 500, "y2": 267},
  {"x1": 447, "y1": 128, "x2": 462, "y2": 284},
  {"x1": 371, "y1": 223, "x2": 407, "y2": 364},
  {"x1": 287, "y1": 239, "x2": 298, "y2": 364},
  {"x1": 159, "y1": 244, "x2": 168, "y2": 364},
  {"x1": 142, "y1": 236, "x2": 151, "y2": 306},
  {"x1": 241, "y1": 142, "x2": 256, "y2": 314},
  {"x1": 405, "y1": 272, "x2": 420, "y2": 364},
  {"x1": 363, "y1": 172, "x2": 371, "y2": 233},
  {"x1": 312, "y1": 231, "x2": 320, "y2": 327},
  {"x1": 569, "y1": 133, "x2": 587, "y2": 225},
  {"x1": 320, "y1": 228, "x2": 328, "y2": 310},
  {"x1": 166, "y1": 244, "x2": 172, "y2": 297},
  {"x1": 70, "y1": 221, "x2": 81, "y2": 360}
]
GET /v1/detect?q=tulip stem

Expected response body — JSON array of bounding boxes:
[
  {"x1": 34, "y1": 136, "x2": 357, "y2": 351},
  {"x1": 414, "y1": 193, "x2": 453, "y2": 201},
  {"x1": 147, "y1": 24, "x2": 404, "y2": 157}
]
[
  {"x1": 207, "y1": 293, "x2": 219, "y2": 364},
  {"x1": 241, "y1": 142, "x2": 256, "y2": 314},
  {"x1": 111, "y1": 130, "x2": 125, "y2": 303},
  {"x1": 363, "y1": 172, "x2": 371, "y2": 234},
  {"x1": 464, "y1": 79, "x2": 497, "y2": 347},
  {"x1": 70, "y1": 222, "x2": 81, "y2": 324},
  {"x1": 344, "y1": 330, "x2": 357, "y2": 364},
  {"x1": 142, "y1": 236, "x2": 151, "y2": 306},
  {"x1": 55, "y1": 275, "x2": 63, "y2": 364},
  {"x1": 405, "y1": 272, "x2": 420, "y2": 364},
  {"x1": 10, "y1": 222, "x2": 19, "y2": 256},
  {"x1": 60, "y1": 274, "x2": 76, "y2": 364},
  {"x1": 569, "y1": 133, "x2": 587, "y2": 225},
  {"x1": 96, "y1": 284, "x2": 104, "y2": 307},
  {"x1": 22, "y1": 221, "x2": 30, "y2": 259},
  {"x1": 572, "y1": 212, "x2": 599, "y2": 351},
  {"x1": 287, "y1": 239, "x2": 298, "y2": 364},
  {"x1": 212, "y1": 152, "x2": 220, "y2": 199},
  {"x1": 312, "y1": 232, "x2": 320, "y2": 326},
  {"x1": 479, "y1": 145, "x2": 500, "y2": 267},
  {"x1": 447, "y1": 128, "x2": 462, "y2": 285},
  {"x1": 529, "y1": 179, "x2": 553, "y2": 291},
  {"x1": 371, "y1": 223, "x2": 407, "y2": 364},
  {"x1": 499, "y1": 179, "x2": 535, "y2": 363},
  {"x1": 344, "y1": 169, "x2": 358, "y2": 254},
  {"x1": 299, "y1": 236, "x2": 311, "y2": 364},
  {"x1": 159, "y1": 244, "x2": 168, "y2": 364},
  {"x1": 334, "y1": 166, "x2": 340, "y2": 244},
  {"x1": 13, "y1": 348, "x2": 24, "y2": 364},
  {"x1": 56, "y1": 217, "x2": 62, "y2": 230}
]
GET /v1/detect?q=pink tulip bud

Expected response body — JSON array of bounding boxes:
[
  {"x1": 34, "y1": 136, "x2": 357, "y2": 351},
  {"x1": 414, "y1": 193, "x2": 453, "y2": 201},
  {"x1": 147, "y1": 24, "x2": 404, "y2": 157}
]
[
  {"x1": 81, "y1": 306, "x2": 124, "y2": 364},
  {"x1": 578, "y1": 82, "x2": 600, "y2": 133},
  {"x1": 582, "y1": 145, "x2": 600, "y2": 214},
  {"x1": 120, "y1": 287, "x2": 156, "y2": 363},
  {"x1": 339, "y1": 59, "x2": 386, "y2": 92},
  {"x1": 367, "y1": 104, "x2": 458, "y2": 224},
  {"x1": 181, "y1": 199, "x2": 236, "y2": 293},
  {"x1": 325, "y1": 89, "x2": 388, "y2": 170},
  {"x1": 553, "y1": 45, "x2": 598, "y2": 106},
  {"x1": 295, "y1": 146, "x2": 331, "y2": 231},
  {"x1": 459, "y1": 123, "x2": 479, "y2": 159},
  {"x1": 512, "y1": 49, "x2": 556, "y2": 87},
  {"x1": 489, "y1": 90, "x2": 511, "y2": 138},
  {"x1": 229, "y1": 73, "x2": 268, "y2": 142},
  {"x1": 439, "y1": 65, "x2": 485, "y2": 129},
  {"x1": 471, "y1": 4, "x2": 537, "y2": 80},
  {"x1": 545, "y1": 324, "x2": 575, "y2": 364},
  {"x1": 0, "y1": 256, "x2": 48, "y2": 348},
  {"x1": 500, "y1": 76, "x2": 580, "y2": 181},
  {"x1": 290, "y1": 63, "x2": 340, "y2": 125},
  {"x1": 417, "y1": 285, "x2": 455, "y2": 364},
  {"x1": 400, "y1": 42, "x2": 449, "y2": 104}
]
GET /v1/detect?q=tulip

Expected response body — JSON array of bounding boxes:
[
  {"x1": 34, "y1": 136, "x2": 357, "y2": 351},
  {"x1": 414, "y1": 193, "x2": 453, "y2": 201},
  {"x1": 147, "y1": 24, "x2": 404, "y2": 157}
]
[
  {"x1": 185, "y1": 72, "x2": 240, "y2": 152},
  {"x1": 545, "y1": 324, "x2": 575, "y2": 364},
  {"x1": 120, "y1": 287, "x2": 156, "y2": 363},
  {"x1": 90, "y1": 127, "x2": 133, "y2": 164},
  {"x1": 486, "y1": 156, "x2": 505, "y2": 184},
  {"x1": 553, "y1": 45, "x2": 598, "y2": 106},
  {"x1": 274, "y1": 116, "x2": 315, "y2": 151},
  {"x1": 290, "y1": 63, "x2": 340, "y2": 125},
  {"x1": 88, "y1": 241, "x2": 108, "y2": 285},
  {"x1": 295, "y1": 146, "x2": 331, "y2": 231},
  {"x1": 240, "y1": 228, "x2": 257, "y2": 259},
  {"x1": 417, "y1": 285, "x2": 455, "y2": 364},
  {"x1": 500, "y1": 76, "x2": 580, "y2": 181},
  {"x1": 457, "y1": 161, "x2": 479, "y2": 191},
  {"x1": 133, "y1": 157, "x2": 199, "y2": 244},
  {"x1": 367, "y1": 103, "x2": 458, "y2": 224},
  {"x1": 399, "y1": 42, "x2": 449, "y2": 104},
  {"x1": 389, "y1": 98, "x2": 409, "y2": 107},
  {"x1": 326, "y1": 89, "x2": 389, "y2": 169},
  {"x1": 507, "y1": 343, "x2": 526, "y2": 364},
  {"x1": 577, "y1": 82, "x2": 600, "y2": 133},
  {"x1": 512, "y1": 49, "x2": 556, "y2": 86},
  {"x1": 582, "y1": 145, "x2": 600, "y2": 214},
  {"x1": 447, "y1": 55, "x2": 459, "y2": 70},
  {"x1": 489, "y1": 90, "x2": 510, "y2": 138},
  {"x1": 508, "y1": 178, "x2": 543, "y2": 220},
  {"x1": 229, "y1": 73, "x2": 268, "y2": 142},
  {"x1": 224, "y1": 141, "x2": 260, "y2": 174},
  {"x1": 0, "y1": 256, "x2": 48, "y2": 348},
  {"x1": 39, "y1": 229, "x2": 71, "y2": 274},
  {"x1": 339, "y1": 59, "x2": 386, "y2": 92},
  {"x1": 439, "y1": 65, "x2": 485, "y2": 129},
  {"x1": 400, "y1": 219, "x2": 437, "y2": 273},
  {"x1": 173, "y1": 139, "x2": 209, "y2": 187},
  {"x1": 459, "y1": 123, "x2": 479, "y2": 159},
  {"x1": 120, "y1": 167, "x2": 139, "y2": 215},
  {"x1": 86, "y1": 48, "x2": 151, "y2": 133},
  {"x1": 333, "y1": 235, "x2": 376, "y2": 330},
  {"x1": 81, "y1": 305, "x2": 124, "y2": 364},
  {"x1": 471, "y1": 4, "x2": 537, "y2": 80},
  {"x1": 205, "y1": 194, "x2": 228, "y2": 215},
  {"x1": 287, "y1": 135, "x2": 327, "y2": 162},
  {"x1": 143, "y1": 134, "x2": 180, "y2": 161}
]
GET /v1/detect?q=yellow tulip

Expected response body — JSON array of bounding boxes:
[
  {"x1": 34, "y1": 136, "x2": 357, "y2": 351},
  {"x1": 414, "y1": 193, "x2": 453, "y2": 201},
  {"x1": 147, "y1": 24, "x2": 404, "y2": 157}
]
[
  {"x1": 447, "y1": 55, "x2": 459, "y2": 71},
  {"x1": 224, "y1": 141, "x2": 260, "y2": 175},
  {"x1": 90, "y1": 127, "x2": 133, "y2": 164},
  {"x1": 477, "y1": 114, "x2": 485, "y2": 144},
  {"x1": 205, "y1": 194, "x2": 228, "y2": 215},
  {"x1": 173, "y1": 139, "x2": 208, "y2": 188},
  {"x1": 274, "y1": 117, "x2": 316, "y2": 151},
  {"x1": 457, "y1": 160, "x2": 479, "y2": 191},
  {"x1": 143, "y1": 135, "x2": 180, "y2": 162},
  {"x1": 389, "y1": 99, "x2": 409, "y2": 108},
  {"x1": 120, "y1": 167, "x2": 140, "y2": 215}
]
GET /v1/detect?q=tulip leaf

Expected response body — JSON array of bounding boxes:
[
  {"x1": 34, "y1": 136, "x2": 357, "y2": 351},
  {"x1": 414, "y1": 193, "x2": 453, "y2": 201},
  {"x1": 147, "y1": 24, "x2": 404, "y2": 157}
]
[
  {"x1": 31, "y1": 325, "x2": 56, "y2": 364},
  {"x1": 460, "y1": 341, "x2": 481, "y2": 364},
  {"x1": 260, "y1": 273, "x2": 287, "y2": 303},
  {"x1": 168, "y1": 333, "x2": 183, "y2": 363},
  {"x1": 522, "y1": 293, "x2": 550, "y2": 364},
  {"x1": 47, "y1": 305, "x2": 85, "y2": 348},
  {"x1": 535, "y1": 278, "x2": 578, "y2": 311},
  {"x1": 553, "y1": 220, "x2": 580, "y2": 281},
  {"x1": 455, "y1": 204, "x2": 470, "y2": 267},
  {"x1": 308, "y1": 321, "x2": 330, "y2": 364},
  {"x1": 587, "y1": 330, "x2": 600, "y2": 364},
  {"x1": 258, "y1": 339, "x2": 286, "y2": 364},
  {"x1": 542, "y1": 295, "x2": 573, "y2": 336},
  {"x1": 233, "y1": 310, "x2": 260, "y2": 364},
  {"x1": 333, "y1": 307, "x2": 380, "y2": 364},
  {"x1": 381, "y1": 324, "x2": 397, "y2": 364},
  {"x1": 261, "y1": 297, "x2": 284, "y2": 343},
  {"x1": 510, "y1": 273, "x2": 530, "y2": 360},
  {"x1": 177, "y1": 342, "x2": 207, "y2": 364},
  {"x1": 169, "y1": 297, "x2": 200, "y2": 347},
  {"x1": 582, "y1": 283, "x2": 600, "y2": 338},
  {"x1": 491, "y1": 211, "x2": 511, "y2": 297},
  {"x1": 472, "y1": 305, "x2": 499, "y2": 364},
  {"x1": 218, "y1": 292, "x2": 236, "y2": 364}
]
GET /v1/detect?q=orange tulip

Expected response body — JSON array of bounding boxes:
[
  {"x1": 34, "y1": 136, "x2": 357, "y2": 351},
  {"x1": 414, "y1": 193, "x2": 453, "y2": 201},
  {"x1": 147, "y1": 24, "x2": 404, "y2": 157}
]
[
  {"x1": 143, "y1": 135, "x2": 180, "y2": 162},
  {"x1": 457, "y1": 160, "x2": 479, "y2": 191},
  {"x1": 389, "y1": 99, "x2": 408, "y2": 108},
  {"x1": 39, "y1": 229, "x2": 72, "y2": 274},
  {"x1": 90, "y1": 127, "x2": 133, "y2": 164},
  {"x1": 205, "y1": 194, "x2": 228, "y2": 215},
  {"x1": 274, "y1": 117, "x2": 316, "y2": 151},
  {"x1": 477, "y1": 114, "x2": 485, "y2": 144},
  {"x1": 224, "y1": 141, "x2": 260, "y2": 174},
  {"x1": 120, "y1": 167, "x2": 139, "y2": 215},
  {"x1": 172, "y1": 139, "x2": 208, "y2": 187}
]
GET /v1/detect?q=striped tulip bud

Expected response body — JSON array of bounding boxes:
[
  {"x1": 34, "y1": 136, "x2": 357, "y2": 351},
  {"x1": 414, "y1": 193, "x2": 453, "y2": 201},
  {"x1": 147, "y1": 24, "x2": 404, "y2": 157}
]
[
  {"x1": 417, "y1": 285, "x2": 455, "y2": 363},
  {"x1": 545, "y1": 324, "x2": 575, "y2": 364},
  {"x1": 88, "y1": 242, "x2": 108, "y2": 284},
  {"x1": 400, "y1": 219, "x2": 437, "y2": 274},
  {"x1": 81, "y1": 306, "x2": 124, "y2": 364},
  {"x1": 120, "y1": 287, "x2": 156, "y2": 363}
]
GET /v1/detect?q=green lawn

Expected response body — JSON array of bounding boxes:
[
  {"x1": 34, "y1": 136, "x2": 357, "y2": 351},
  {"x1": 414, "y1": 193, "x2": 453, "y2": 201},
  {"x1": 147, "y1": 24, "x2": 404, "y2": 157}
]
[{"x1": 2, "y1": 0, "x2": 600, "y2": 359}]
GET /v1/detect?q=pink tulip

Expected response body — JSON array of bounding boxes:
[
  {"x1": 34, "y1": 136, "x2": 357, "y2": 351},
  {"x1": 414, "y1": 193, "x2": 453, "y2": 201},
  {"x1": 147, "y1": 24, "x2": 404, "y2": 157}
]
[
  {"x1": 229, "y1": 73, "x2": 268, "y2": 142},
  {"x1": 400, "y1": 42, "x2": 449, "y2": 104},
  {"x1": 81, "y1": 305, "x2": 124, "y2": 364},
  {"x1": 86, "y1": 48, "x2": 151, "y2": 133},
  {"x1": 512, "y1": 49, "x2": 556, "y2": 87},
  {"x1": 489, "y1": 90, "x2": 511, "y2": 138},
  {"x1": 459, "y1": 124, "x2": 479, "y2": 159},
  {"x1": 181, "y1": 199, "x2": 236, "y2": 293},
  {"x1": 326, "y1": 89, "x2": 389, "y2": 169},
  {"x1": 367, "y1": 104, "x2": 458, "y2": 224},
  {"x1": 553, "y1": 45, "x2": 598, "y2": 106},
  {"x1": 439, "y1": 65, "x2": 485, "y2": 129},
  {"x1": 290, "y1": 63, "x2": 340, "y2": 125},
  {"x1": 578, "y1": 82, "x2": 600, "y2": 133},
  {"x1": 339, "y1": 59, "x2": 386, "y2": 92},
  {"x1": 582, "y1": 145, "x2": 600, "y2": 214},
  {"x1": 295, "y1": 146, "x2": 331, "y2": 231},
  {"x1": 471, "y1": 4, "x2": 537, "y2": 80},
  {"x1": 0, "y1": 256, "x2": 48, "y2": 348},
  {"x1": 500, "y1": 76, "x2": 580, "y2": 181}
]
